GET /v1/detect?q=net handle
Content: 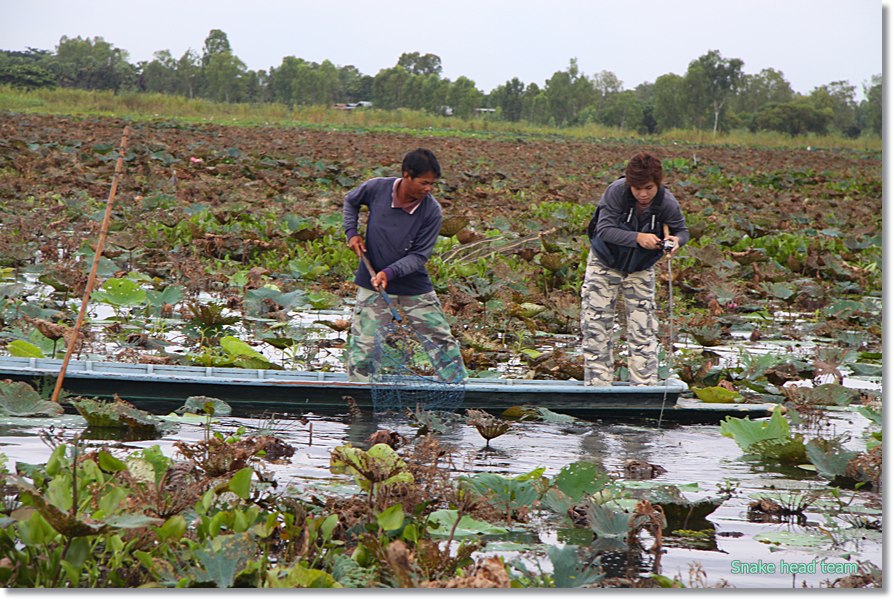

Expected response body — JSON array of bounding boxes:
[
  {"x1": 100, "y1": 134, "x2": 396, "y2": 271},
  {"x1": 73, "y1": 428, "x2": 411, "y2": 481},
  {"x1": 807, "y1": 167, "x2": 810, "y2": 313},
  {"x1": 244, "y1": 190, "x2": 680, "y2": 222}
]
[{"x1": 360, "y1": 252, "x2": 403, "y2": 322}]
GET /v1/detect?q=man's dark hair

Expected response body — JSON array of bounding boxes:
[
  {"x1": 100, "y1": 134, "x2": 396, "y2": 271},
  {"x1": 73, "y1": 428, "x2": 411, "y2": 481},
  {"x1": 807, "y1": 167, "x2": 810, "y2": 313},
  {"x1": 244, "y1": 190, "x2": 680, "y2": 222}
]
[
  {"x1": 402, "y1": 148, "x2": 441, "y2": 179},
  {"x1": 625, "y1": 151, "x2": 663, "y2": 187}
]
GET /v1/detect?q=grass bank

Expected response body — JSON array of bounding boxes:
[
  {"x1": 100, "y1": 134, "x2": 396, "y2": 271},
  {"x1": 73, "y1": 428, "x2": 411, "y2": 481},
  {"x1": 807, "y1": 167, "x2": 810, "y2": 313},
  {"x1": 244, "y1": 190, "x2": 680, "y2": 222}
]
[{"x1": 0, "y1": 86, "x2": 881, "y2": 152}]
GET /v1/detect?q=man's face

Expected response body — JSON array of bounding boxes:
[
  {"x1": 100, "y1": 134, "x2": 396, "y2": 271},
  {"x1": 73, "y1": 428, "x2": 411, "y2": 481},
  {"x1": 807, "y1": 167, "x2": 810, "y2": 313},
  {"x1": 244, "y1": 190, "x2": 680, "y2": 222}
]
[
  {"x1": 402, "y1": 170, "x2": 438, "y2": 202},
  {"x1": 630, "y1": 181, "x2": 659, "y2": 207}
]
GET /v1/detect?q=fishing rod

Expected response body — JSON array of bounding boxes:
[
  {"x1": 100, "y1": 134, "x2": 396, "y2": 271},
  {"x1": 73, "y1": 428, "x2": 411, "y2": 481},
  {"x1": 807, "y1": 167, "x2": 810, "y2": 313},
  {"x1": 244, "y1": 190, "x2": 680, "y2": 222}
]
[{"x1": 658, "y1": 225, "x2": 675, "y2": 429}]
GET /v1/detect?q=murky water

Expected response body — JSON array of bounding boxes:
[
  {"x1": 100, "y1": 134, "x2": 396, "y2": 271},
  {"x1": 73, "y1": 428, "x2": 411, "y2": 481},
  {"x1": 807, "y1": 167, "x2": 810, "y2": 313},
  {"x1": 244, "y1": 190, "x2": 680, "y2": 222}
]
[{"x1": 0, "y1": 402, "x2": 880, "y2": 589}]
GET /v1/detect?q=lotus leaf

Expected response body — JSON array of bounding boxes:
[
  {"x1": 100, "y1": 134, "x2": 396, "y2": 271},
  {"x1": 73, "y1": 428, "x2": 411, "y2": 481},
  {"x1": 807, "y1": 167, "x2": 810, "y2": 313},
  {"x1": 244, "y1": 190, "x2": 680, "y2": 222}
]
[
  {"x1": 720, "y1": 406, "x2": 790, "y2": 452},
  {"x1": 693, "y1": 385, "x2": 742, "y2": 403},
  {"x1": 754, "y1": 530, "x2": 827, "y2": 548},
  {"x1": 220, "y1": 336, "x2": 272, "y2": 367},
  {"x1": 146, "y1": 285, "x2": 183, "y2": 308},
  {"x1": 190, "y1": 532, "x2": 257, "y2": 588},
  {"x1": 624, "y1": 483, "x2": 723, "y2": 530},
  {"x1": 376, "y1": 503, "x2": 405, "y2": 531},
  {"x1": 748, "y1": 436, "x2": 807, "y2": 463},
  {"x1": 0, "y1": 380, "x2": 63, "y2": 416},
  {"x1": 178, "y1": 395, "x2": 233, "y2": 417},
  {"x1": 329, "y1": 443, "x2": 413, "y2": 492},
  {"x1": 459, "y1": 472, "x2": 539, "y2": 513},
  {"x1": 548, "y1": 544, "x2": 604, "y2": 588},
  {"x1": 808, "y1": 383, "x2": 860, "y2": 406},
  {"x1": 92, "y1": 277, "x2": 147, "y2": 307},
  {"x1": 805, "y1": 438, "x2": 860, "y2": 482},
  {"x1": 243, "y1": 287, "x2": 307, "y2": 316},
  {"x1": 266, "y1": 562, "x2": 341, "y2": 588},
  {"x1": 7, "y1": 340, "x2": 44, "y2": 358},
  {"x1": 553, "y1": 461, "x2": 610, "y2": 502},
  {"x1": 69, "y1": 396, "x2": 161, "y2": 432},
  {"x1": 426, "y1": 509, "x2": 508, "y2": 537},
  {"x1": 585, "y1": 501, "x2": 635, "y2": 552}
]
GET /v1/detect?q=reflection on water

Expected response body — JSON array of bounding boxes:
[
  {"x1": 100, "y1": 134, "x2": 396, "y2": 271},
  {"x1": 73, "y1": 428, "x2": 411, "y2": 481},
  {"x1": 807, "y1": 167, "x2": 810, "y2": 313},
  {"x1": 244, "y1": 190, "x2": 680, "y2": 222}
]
[{"x1": 0, "y1": 408, "x2": 881, "y2": 589}]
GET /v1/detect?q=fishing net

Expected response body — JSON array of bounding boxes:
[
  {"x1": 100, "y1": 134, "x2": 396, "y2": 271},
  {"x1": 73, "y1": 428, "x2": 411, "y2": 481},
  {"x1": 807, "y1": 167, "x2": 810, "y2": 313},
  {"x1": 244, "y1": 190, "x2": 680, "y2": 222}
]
[{"x1": 370, "y1": 321, "x2": 465, "y2": 415}]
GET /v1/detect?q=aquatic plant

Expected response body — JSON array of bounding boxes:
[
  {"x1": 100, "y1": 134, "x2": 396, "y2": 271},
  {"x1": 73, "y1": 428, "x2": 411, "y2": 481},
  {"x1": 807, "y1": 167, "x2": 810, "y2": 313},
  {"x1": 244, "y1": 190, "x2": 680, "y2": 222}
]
[
  {"x1": 69, "y1": 396, "x2": 165, "y2": 436},
  {"x1": 720, "y1": 406, "x2": 807, "y2": 463},
  {"x1": 0, "y1": 380, "x2": 64, "y2": 417},
  {"x1": 329, "y1": 443, "x2": 413, "y2": 508},
  {"x1": 465, "y1": 409, "x2": 513, "y2": 447}
]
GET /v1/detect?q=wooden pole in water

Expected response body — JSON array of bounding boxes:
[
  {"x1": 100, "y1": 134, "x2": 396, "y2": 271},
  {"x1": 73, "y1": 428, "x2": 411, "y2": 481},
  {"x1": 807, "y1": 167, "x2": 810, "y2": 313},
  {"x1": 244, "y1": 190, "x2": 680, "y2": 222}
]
[{"x1": 51, "y1": 126, "x2": 131, "y2": 403}]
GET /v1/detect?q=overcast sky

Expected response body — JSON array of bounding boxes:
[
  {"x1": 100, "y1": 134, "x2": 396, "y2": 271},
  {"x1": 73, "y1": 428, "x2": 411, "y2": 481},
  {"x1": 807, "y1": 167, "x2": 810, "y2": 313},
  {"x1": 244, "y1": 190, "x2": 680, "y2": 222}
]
[{"x1": 0, "y1": 0, "x2": 883, "y2": 97}]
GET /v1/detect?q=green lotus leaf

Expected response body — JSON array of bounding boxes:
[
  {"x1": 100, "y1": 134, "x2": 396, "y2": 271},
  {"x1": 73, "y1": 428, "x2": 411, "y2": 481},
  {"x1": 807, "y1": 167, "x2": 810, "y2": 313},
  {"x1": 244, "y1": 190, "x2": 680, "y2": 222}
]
[
  {"x1": 694, "y1": 386, "x2": 742, "y2": 403},
  {"x1": 427, "y1": 509, "x2": 507, "y2": 537},
  {"x1": 0, "y1": 380, "x2": 63, "y2": 417}
]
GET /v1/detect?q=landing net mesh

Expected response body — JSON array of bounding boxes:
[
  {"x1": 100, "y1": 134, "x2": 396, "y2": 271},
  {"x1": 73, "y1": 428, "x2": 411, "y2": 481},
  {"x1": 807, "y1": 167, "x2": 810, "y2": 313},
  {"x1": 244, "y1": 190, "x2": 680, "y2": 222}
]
[{"x1": 369, "y1": 322, "x2": 465, "y2": 415}]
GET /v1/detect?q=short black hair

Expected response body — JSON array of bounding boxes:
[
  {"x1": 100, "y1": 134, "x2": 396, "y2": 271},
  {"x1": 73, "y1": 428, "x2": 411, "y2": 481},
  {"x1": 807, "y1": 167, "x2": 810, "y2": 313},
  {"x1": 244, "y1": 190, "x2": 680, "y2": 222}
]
[{"x1": 402, "y1": 148, "x2": 441, "y2": 179}]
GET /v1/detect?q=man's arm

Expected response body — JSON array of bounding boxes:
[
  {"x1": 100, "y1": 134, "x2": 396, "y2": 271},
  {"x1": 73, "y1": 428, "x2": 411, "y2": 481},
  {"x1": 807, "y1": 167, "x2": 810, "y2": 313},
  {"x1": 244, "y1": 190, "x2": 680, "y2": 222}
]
[{"x1": 343, "y1": 181, "x2": 369, "y2": 243}]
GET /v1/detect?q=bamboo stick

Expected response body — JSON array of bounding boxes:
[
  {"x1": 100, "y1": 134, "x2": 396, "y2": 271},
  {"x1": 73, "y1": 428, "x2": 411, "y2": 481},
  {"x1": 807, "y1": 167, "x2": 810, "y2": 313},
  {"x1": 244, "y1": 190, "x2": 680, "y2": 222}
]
[{"x1": 51, "y1": 126, "x2": 131, "y2": 403}]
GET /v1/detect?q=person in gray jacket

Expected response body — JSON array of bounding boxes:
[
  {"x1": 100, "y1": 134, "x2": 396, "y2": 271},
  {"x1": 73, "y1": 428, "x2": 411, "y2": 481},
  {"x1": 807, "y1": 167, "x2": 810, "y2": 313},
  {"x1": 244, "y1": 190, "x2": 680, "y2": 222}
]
[{"x1": 581, "y1": 151, "x2": 689, "y2": 386}]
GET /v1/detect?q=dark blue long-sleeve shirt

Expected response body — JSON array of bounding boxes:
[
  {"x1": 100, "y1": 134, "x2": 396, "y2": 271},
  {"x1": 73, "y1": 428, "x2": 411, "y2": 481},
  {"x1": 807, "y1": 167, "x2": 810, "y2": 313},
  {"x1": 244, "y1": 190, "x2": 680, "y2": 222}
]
[{"x1": 342, "y1": 177, "x2": 442, "y2": 295}]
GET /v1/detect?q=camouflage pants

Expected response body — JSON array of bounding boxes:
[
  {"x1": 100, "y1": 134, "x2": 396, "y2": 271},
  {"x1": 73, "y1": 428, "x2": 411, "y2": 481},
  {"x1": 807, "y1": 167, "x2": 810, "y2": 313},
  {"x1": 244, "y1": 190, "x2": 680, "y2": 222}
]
[
  {"x1": 580, "y1": 251, "x2": 658, "y2": 386},
  {"x1": 346, "y1": 287, "x2": 466, "y2": 383}
]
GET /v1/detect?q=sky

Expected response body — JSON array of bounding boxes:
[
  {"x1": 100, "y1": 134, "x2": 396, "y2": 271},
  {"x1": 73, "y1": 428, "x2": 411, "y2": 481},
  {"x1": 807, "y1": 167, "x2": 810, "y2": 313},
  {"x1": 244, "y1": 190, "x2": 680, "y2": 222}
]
[{"x1": 0, "y1": 0, "x2": 883, "y2": 98}]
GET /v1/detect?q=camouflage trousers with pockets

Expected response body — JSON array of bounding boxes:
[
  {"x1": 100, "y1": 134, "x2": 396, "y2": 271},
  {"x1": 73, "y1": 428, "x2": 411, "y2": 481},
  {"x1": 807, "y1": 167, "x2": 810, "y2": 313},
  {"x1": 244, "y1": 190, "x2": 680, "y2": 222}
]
[
  {"x1": 579, "y1": 250, "x2": 658, "y2": 386},
  {"x1": 346, "y1": 287, "x2": 466, "y2": 383}
]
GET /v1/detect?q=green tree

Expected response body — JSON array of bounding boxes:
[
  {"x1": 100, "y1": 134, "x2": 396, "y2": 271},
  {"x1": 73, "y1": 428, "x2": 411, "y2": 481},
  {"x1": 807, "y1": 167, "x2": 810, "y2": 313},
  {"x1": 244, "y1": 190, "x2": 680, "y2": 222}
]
[
  {"x1": 402, "y1": 73, "x2": 448, "y2": 112},
  {"x1": 204, "y1": 51, "x2": 247, "y2": 102},
  {"x1": 269, "y1": 56, "x2": 303, "y2": 106},
  {"x1": 291, "y1": 60, "x2": 322, "y2": 105},
  {"x1": 0, "y1": 49, "x2": 55, "y2": 89},
  {"x1": 244, "y1": 69, "x2": 266, "y2": 102},
  {"x1": 338, "y1": 65, "x2": 371, "y2": 102},
  {"x1": 175, "y1": 49, "x2": 201, "y2": 98},
  {"x1": 201, "y1": 29, "x2": 232, "y2": 67},
  {"x1": 372, "y1": 65, "x2": 411, "y2": 109},
  {"x1": 53, "y1": 35, "x2": 136, "y2": 91},
  {"x1": 447, "y1": 76, "x2": 483, "y2": 118},
  {"x1": 753, "y1": 98, "x2": 832, "y2": 136},
  {"x1": 592, "y1": 70, "x2": 622, "y2": 99},
  {"x1": 858, "y1": 74, "x2": 882, "y2": 136},
  {"x1": 397, "y1": 52, "x2": 442, "y2": 76},
  {"x1": 490, "y1": 77, "x2": 525, "y2": 122},
  {"x1": 521, "y1": 82, "x2": 548, "y2": 124},
  {"x1": 597, "y1": 90, "x2": 643, "y2": 130},
  {"x1": 651, "y1": 73, "x2": 686, "y2": 131},
  {"x1": 684, "y1": 50, "x2": 744, "y2": 133},
  {"x1": 810, "y1": 81, "x2": 859, "y2": 137},
  {"x1": 732, "y1": 68, "x2": 794, "y2": 115},
  {"x1": 140, "y1": 50, "x2": 178, "y2": 94},
  {"x1": 543, "y1": 59, "x2": 593, "y2": 126}
]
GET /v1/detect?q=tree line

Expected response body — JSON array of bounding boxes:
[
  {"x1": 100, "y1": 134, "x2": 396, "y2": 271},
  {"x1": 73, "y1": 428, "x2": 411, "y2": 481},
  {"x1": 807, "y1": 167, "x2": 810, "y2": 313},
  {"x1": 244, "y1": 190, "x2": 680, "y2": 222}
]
[{"x1": 0, "y1": 29, "x2": 882, "y2": 138}]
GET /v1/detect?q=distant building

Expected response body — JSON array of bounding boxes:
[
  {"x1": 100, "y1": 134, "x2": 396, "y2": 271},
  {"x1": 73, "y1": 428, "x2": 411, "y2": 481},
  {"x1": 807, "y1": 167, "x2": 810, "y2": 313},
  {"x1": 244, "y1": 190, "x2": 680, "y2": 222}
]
[{"x1": 333, "y1": 101, "x2": 373, "y2": 110}]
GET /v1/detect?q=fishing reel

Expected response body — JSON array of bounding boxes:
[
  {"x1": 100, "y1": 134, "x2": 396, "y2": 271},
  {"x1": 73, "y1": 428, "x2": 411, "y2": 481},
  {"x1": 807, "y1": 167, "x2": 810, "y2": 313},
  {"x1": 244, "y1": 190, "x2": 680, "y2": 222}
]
[{"x1": 662, "y1": 238, "x2": 676, "y2": 253}]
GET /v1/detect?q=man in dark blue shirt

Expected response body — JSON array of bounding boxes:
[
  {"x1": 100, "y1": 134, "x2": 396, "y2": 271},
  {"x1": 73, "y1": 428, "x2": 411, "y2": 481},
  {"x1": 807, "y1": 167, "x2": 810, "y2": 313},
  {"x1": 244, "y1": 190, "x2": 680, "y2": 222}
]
[{"x1": 342, "y1": 148, "x2": 465, "y2": 382}]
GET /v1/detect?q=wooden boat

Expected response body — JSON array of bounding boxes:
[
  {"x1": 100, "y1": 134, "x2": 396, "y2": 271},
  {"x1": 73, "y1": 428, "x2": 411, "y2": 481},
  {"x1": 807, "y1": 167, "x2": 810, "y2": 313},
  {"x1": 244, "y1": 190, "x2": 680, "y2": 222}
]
[{"x1": 0, "y1": 356, "x2": 776, "y2": 424}]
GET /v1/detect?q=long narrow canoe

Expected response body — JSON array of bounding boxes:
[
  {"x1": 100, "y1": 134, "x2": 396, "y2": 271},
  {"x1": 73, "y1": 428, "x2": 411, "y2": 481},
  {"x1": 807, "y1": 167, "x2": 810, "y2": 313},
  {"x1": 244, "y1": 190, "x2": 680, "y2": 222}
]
[{"x1": 0, "y1": 356, "x2": 775, "y2": 423}]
